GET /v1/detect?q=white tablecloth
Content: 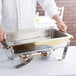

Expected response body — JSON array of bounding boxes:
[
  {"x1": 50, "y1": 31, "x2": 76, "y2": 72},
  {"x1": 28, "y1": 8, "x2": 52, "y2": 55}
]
[{"x1": 0, "y1": 46, "x2": 76, "y2": 76}]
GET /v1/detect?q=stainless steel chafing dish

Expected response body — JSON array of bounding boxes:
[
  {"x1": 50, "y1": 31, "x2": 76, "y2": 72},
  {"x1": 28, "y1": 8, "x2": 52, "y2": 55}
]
[{"x1": 1, "y1": 28, "x2": 73, "y2": 68}]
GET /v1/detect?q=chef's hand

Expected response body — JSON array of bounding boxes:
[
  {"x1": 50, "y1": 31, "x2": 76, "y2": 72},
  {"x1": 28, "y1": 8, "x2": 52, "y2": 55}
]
[
  {"x1": 0, "y1": 27, "x2": 6, "y2": 42},
  {"x1": 57, "y1": 21, "x2": 67, "y2": 32},
  {"x1": 53, "y1": 14, "x2": 67, "y2": 32}
]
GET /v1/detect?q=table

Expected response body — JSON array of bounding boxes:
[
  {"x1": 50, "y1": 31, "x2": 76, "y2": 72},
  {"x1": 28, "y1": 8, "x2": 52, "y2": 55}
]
[{"x1": 0, "y1": 46, "x2": 76, "y2": 76}]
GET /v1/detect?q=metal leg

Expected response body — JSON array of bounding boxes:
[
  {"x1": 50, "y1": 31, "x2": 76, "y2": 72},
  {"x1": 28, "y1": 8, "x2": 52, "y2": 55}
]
[
  {"x1": 4, "y1": 47, "x2": 14, "y2": 60},
  {"x1": 58, "y1": 41, "x2": 70, "y2": 61},
  {"x1": 12, "y1": 54, "x2": 33, "y2": 68}
]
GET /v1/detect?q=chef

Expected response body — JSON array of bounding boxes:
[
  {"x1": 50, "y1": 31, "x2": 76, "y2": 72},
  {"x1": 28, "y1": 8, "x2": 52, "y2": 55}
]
[
  {"x1": 0, "y1": 0, "x2": 67, "y2": 54},
  {"x1": 0, "y1": 0, "x2": 67, "y2": 42}
]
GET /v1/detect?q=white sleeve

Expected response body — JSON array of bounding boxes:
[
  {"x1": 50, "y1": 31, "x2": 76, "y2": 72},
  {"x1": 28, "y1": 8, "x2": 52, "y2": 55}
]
[
  {"x1": 0, "y1": 0, "x2": 2, "y2": 23},
  {"x1": 38, "y1": 0, "x2": 59, "y2": 18}
]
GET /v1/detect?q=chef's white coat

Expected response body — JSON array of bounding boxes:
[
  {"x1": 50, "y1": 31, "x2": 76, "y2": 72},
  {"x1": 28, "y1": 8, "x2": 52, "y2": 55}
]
[{"x1": 0, "y1": 0, "x2": 58, "y2": 33}]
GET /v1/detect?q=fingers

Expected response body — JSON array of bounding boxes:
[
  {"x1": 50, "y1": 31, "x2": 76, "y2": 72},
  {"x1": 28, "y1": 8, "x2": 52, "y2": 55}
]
[
  {"x1": 59, "y1": 25, "x2": 65, "y2": 32},
  {"x1": 62, "y1": 25, "x2": 67, "y2": 32},
  {"x1": 0, "y1": 28, "x2": 6, "y2": 42},
  {"x1": 60, "y1": 25, "x2": 66, "y2": 32},
  {"x1": 58, "y1": 24, "x2": 67, "y2": 32},
  {"x1": 3, "y1": 33, "x2": 6, "y2": 40},
  {"x1": 0, "y1": 34, "x2": 3, "y2": 42}
]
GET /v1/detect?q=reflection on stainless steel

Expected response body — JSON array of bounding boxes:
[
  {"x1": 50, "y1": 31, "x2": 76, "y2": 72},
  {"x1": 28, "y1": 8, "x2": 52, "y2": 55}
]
[{"x1": 1, "y1": 28, "x2": 73, "y2": 68}]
